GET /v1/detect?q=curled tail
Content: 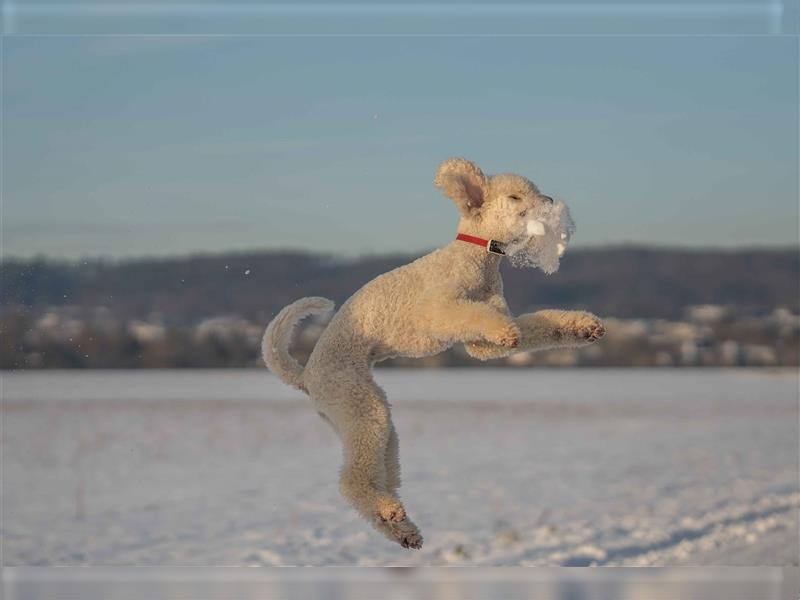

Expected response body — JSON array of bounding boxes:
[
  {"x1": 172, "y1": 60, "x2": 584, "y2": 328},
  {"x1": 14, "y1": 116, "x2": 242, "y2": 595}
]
[{"x1": 262, "y1": 296, "x2": 334, "y2": 391}]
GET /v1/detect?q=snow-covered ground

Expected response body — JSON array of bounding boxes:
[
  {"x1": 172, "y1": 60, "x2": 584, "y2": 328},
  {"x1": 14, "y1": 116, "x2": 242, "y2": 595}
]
[{"x1": 3, "y1": 369, "x2": 798, "y2": 566}]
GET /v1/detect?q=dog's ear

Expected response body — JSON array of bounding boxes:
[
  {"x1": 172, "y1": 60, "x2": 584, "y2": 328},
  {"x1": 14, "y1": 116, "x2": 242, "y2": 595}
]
[{"x1": 434, "y1": 157, "x2": 487, "y2": 217}]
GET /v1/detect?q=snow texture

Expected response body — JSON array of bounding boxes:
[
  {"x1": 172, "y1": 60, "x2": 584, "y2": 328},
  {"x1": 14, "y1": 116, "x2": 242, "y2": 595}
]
[{"x1": 3, "y1": 369, "x2": 798, "y2": 566}]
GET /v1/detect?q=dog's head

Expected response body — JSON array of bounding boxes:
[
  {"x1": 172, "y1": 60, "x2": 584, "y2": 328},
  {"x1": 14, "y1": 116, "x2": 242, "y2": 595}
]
[{"x1": 434, "y1": 157, "x2": 574, "y2": 274}]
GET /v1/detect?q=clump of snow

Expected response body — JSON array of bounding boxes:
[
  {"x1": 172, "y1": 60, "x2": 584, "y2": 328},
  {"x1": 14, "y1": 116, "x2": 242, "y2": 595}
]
[
  {"x1": 505, "y1": 200, "x2": 575, "y2": 274},
  {"x1": 526, "y1": 220, "x2": 545, "y2": 236}
]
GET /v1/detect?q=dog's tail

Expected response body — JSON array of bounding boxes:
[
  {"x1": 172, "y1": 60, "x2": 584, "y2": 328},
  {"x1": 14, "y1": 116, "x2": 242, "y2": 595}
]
[{"x1": 262, "y1": 296, "x2": 335, "y2": 392}]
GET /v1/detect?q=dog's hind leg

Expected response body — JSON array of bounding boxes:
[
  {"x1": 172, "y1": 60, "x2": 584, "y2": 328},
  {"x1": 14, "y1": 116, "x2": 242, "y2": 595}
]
[
  {"x1": 375, "y1": 419, "x2": 424, "y2": 547},
  {"x1": 367, "y1": 415, "x2": 422, "y2": 550},
  {"x1": 384, "y1": 420, "x2": 402, "y2": 497},
  {"x1": 321, "y1": 372, "x2": 422, "y2": 549}
]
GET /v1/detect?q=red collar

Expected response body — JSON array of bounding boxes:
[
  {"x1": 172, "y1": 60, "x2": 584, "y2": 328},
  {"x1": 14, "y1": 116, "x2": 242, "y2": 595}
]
[{"x1": 456, "y1": 233, "x2": 506, "y2": 255}]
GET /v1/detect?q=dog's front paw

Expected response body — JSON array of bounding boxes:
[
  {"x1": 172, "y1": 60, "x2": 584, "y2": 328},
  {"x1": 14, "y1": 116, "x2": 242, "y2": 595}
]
[
  {"x1": 489, "y1": 322, "x2": 520, "y2": 348},
  {"x1": 584, "y1": 320, "x2": 606, "y2": 342},
  {"x1": 564, "y1": 314, "x2": 605, "y2": 343}
]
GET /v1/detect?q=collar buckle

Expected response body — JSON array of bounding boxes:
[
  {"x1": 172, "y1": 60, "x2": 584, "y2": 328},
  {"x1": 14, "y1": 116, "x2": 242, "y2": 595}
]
[{"x1": 486, "y1": 239, "x2": 506, "y2": 255}]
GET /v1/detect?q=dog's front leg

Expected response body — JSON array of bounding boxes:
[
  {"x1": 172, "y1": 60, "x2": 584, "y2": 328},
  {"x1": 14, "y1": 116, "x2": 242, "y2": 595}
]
[
  {"x1": 465, "y1": 310, "x2": 605, "y2": 360},
  {"x1": 418, "y1": 288, "x2": 520, "y2": 347}
]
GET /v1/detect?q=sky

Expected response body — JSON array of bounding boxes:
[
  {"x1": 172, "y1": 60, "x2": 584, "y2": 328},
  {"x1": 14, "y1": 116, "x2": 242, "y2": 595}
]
[{"x1": 3, "y1": 30, "x2": 798, "y2": 258}]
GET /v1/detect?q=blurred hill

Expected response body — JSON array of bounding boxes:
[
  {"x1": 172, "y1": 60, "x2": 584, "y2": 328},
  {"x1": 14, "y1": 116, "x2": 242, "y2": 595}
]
[
  {"x1": 2, "y1": 246, "x2": 797, "y2": 323},
  {"x1": 1, "y1": 246, "x2": 798, "y2": 369}
]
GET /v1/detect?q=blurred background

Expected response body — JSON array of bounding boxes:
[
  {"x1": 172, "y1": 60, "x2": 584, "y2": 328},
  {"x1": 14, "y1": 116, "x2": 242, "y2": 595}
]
[
  {"x1": 3, "y1": 30, "x2": 798, "y2": 370},
  {"x1": 2, "y1": 0, "x2": 798, "y2": 575}
]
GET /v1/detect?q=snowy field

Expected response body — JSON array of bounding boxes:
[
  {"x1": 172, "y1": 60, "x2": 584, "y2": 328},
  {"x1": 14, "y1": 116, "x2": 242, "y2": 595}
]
[{"x1": 3, "y1": 368, "x2": 798, "y2": 566}]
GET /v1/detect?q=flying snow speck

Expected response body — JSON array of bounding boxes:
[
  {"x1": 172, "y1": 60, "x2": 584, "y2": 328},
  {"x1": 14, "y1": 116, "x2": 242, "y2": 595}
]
[
  {"x1": 373, "y1": 114, "x2": 379, "y2": 120},
  {"x1": 244, "y1": 269, "x2": 251, "y2": 275}
]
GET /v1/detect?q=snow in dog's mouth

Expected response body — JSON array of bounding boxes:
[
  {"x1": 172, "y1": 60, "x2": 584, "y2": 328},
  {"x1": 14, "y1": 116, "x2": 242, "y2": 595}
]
[{"x1": 504, "y1": 199, "x2": 575, "y2": 274}]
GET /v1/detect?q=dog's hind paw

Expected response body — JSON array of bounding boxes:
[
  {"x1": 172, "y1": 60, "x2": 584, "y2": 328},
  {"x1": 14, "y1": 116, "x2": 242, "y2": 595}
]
[
  {"x1": 400, "y1": 529, "x2": 424, "y2": 550},
  {"x1": 374, "y1": 515, "x2": 424, "y2": 550}
]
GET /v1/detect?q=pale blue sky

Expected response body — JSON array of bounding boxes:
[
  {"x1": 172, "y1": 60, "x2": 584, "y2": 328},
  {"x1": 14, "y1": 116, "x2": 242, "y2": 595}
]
[{"x1": 3, "y1": 33, "x2": 798, "y2": 258}]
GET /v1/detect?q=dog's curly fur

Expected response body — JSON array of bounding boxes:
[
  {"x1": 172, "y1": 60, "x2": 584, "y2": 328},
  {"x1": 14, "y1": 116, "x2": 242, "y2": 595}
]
[{"x1": 263, "y1": 158, "x2": 605, "y2": 550}]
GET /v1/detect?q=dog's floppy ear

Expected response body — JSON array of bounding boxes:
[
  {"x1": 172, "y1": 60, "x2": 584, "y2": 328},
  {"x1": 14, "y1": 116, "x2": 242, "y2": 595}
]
[{"x1": 434, "y1": 157, "x2": 487, "y2": 217}]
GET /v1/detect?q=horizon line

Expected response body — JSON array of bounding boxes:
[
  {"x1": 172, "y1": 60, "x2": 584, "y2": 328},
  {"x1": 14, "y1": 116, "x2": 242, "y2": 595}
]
[{"x1": 2, "y1": 242, "x2": 798, "y2": 265}]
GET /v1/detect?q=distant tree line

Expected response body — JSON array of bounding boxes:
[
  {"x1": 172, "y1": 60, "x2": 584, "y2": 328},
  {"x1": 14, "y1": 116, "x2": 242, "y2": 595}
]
[
  {"x1": 1, "y1": 246, "x2": 798, "y2": 369},
  {"x1": 3, "y1": 246, "x2": 797, "y2": 322}
]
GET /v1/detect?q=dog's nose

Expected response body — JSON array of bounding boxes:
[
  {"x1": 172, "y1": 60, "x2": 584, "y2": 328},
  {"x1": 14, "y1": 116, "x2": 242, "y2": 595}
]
[{"x1": 541, "y1": 195, "x2": 554, "y2": 204}]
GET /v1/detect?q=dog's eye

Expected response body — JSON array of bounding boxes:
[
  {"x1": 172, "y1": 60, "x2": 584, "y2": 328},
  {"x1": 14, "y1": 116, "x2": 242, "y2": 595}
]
[{"x1": 509, "y1": 194, "x2": 522, "y2": 201}]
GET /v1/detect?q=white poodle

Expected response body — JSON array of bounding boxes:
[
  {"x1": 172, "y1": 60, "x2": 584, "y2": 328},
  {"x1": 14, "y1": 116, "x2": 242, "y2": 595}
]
[{"x1": 263, "y1": 157, "x2": 605, "y2": 549}]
